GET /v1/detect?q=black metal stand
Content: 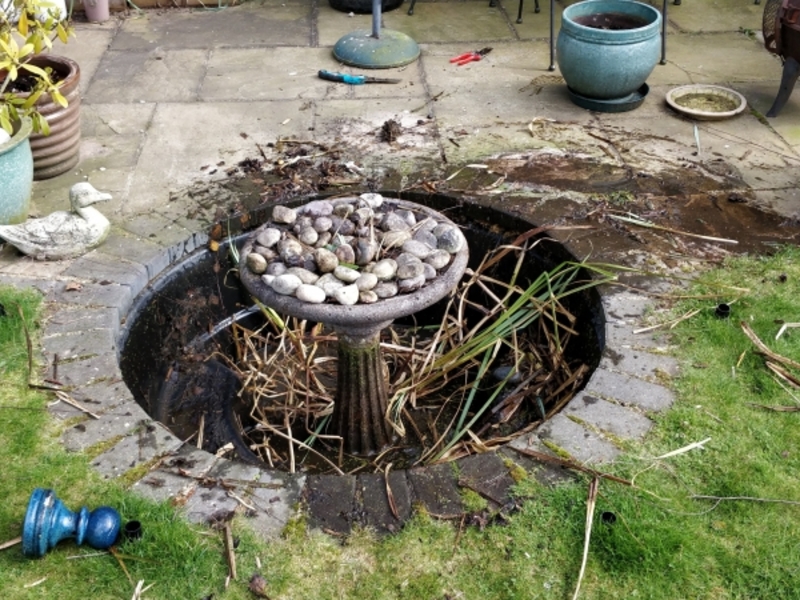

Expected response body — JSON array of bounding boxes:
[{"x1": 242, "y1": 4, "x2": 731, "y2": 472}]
[{"x1": 767, "y1": 56, "x2": 800, "y2": 117}]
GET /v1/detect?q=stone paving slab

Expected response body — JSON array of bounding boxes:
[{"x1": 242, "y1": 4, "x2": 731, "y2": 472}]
[
  {"x1": 319, "y1": 0, "x2": 514, "y2": 46},
  {"x1": 406, "y1": 463, "x2": 464, "y2": 516},
  {"x1": 124, "y1": 101, "x2": 314, "y2": 215},
  {"x1": 305, "y1": 474, "x2": 357, "y2": 534},
  {"x1": 498, "y1": 446, "x2": 574, "y2": 486},
  {"x1": 665, "y1": 0, "x2": 764, "y2": 33},
  {"x1": 564, "y1": 392, "x2": 654, "y2": 440},
  {"x1": 50, "y1": 280, "x2": 134, "y2": 315},
  {"x1": 63, "y1": 251, "x2": 150, "y2": 297},
  {"x1": 599, "y1": 346, "x2": 680, "y2": 382},
  {"x1": 110, "y1": 1, "x2": 312, "y2": 52},
  {"x1": 181, "y1": 457, "x2": 265, "y2": 524},
  {"x1": 456, "y1": 452, "x2": 517, "y2": 508},
  {"x1": 90, "y1": 231, "x2": 173, "y2": 281},
  {"x1": 62, "y1": 401, "x2": 147, "y2": 451},
  {"x1": 90, "y1": 421, "x2": 183, "y2": 479},
  {"x1": 357, "y1": 471, "x2": 413, "y2": 534},
  {"x1": 43, "y1": 306, "x2": 121, "y2": 338},
  {"x1": 131, "y1": 443, "x2": 219, "y2": 504},
  {"x1": 248, "y1": 471, "x2": 306, "y2": 538},
  {"x1": 49, "y1": 380, "x2": 136, "y2": 420},
  {"x1": 51, "y1": 351, "x2": 122, "y2": 388},
  {"x1": 585, "y1": 368, "x2": 676, "y2": 414},
  {"x1": 40, "y1": 327, "x2": 116, "y2": 363},
  {"x1": 183, "y1": 479, "x2": 242, "y2": 524},
  {"x1": 87, "y1": 48, "x2": 209, "y2": 104},
  {"x1": 537, "y1": 413, "x2": 621, "y2": 464}
]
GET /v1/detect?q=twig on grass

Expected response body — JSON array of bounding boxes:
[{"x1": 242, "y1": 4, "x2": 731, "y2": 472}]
[
  {"x1": 770, "y1": 373, "x2": 800, "y2": 405},
  {"x1": 653, "y1": 437, "x2": 711, "y2": 460},
  {"x1": 766, "y1": 361, "x2": 800, "y2": 390},
  {"x1": 223, "y1": 523, "x2": 237, "y2": 581},
  {"x1": 572, "y1": 476, "x2": 599, "y2": 600},
  {"x1": 747, "y1": 403, "x2": 800, "y2": 412},
  {"x1": 0, "y1": 536, "x2": 21, "y2": 551},
  {"x1": 110, "y1": 546, "x2": 133, "y2": 584},
  {"x1": 13, "y1": 302, "x2": 34, "y2": 384},
  {"x1": 130, "y1": 580, "x2": 155, "y2": 600},
  {"x1": 691, "y1": 495, "x2": 800, "y2": 506},
  {"x1": 23, "y1": 577, "x2": 47, "y2": 588},
  {"x1": 741, "y1": 322, "x2": 800, "y2": 371},
  {"x1": 775, "y1": 322, "x2": 800, "y2": 340}
]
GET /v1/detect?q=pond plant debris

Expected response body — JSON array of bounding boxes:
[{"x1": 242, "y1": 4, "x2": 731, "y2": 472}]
[{"x1": 206, "y1": 237, "x2": 617, "y2": 474}]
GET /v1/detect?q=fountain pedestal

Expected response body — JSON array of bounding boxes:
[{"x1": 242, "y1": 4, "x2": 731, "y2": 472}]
[{"x1": 239, "y1": 198, "x2": 468, "y2": 456}]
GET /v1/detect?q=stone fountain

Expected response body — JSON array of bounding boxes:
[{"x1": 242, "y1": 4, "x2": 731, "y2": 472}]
[{"x1": 238, "y1": 194, "x2": 469, "y2": 456}]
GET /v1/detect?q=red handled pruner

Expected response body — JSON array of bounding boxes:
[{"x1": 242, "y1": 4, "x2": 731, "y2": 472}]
[{"x1": 449, "y1": 47, "x2": 492, "y2": 66}]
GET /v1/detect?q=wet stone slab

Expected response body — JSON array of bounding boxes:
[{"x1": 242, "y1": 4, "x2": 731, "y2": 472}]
[
  {"x1": 406, "y1": 463, "x2": 464, "y2": 516},
  {"x1": 357, "y1": 471, "x2": 413, "y2": 535},
  {"x1": 304, "y1": 474, "x2": 357, "y2": 534},
  {"x1": 456, "y1": 452, "x2": 517, "y2": 508}
]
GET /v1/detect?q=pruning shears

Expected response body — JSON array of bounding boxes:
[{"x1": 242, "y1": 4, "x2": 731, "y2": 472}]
[
  {"x1": 318, "y1": 70, "x2": 401, "y2": 85},
  {"x1": 449, "y1": 47, "x2": 492, "y2": 66}
]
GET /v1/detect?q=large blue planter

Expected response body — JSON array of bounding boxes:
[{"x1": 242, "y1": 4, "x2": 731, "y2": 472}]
[
  {"x1": 0, "y1": 119, "x2": 33, "y2": 225},
  {"x1": 556, "y1": 0, "x2": 662, "y2": 100}
]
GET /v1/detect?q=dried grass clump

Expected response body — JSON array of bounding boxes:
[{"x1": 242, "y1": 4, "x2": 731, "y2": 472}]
[{"x1": 216, "y1": 237, "x2": 616, "y2": 473}]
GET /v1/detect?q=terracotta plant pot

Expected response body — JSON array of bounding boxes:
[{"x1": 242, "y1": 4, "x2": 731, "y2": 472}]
[
  {"x1": 0, "y1": 119, "x2": 33, "y2": 225},
  {"x1": 27, "y1": 55, "x2": 82, "y2": 180}
]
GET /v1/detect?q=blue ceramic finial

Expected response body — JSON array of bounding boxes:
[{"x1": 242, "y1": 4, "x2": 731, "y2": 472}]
[{"x1": 22, "y1": 488, "x2": 121, "y2": 557}]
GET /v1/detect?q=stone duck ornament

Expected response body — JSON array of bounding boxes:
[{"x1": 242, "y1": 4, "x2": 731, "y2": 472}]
[{"x1": 0, "y1": 183, "x2": 111, "y2": 260}]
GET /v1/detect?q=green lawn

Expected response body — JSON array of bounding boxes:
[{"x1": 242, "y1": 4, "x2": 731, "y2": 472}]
[{"x1": 1, "y1": 246, "x2": 799, "y2": 599}]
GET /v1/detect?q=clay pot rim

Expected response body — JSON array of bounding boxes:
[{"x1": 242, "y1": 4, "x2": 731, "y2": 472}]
[{"x1": 665, "y1": 84, "x2": 747, "y2": 121}]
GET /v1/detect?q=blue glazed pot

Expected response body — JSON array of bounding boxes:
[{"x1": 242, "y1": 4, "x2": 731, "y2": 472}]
[
  {"x1": 0, "y1": 119, "x2": 33, "y2": 225},
  {"x1": 556, "y1": 0, "x2": 662, "y2": 100},
  {"x1": 22, "y1": 488, "x2": 122, "y2": 558}
]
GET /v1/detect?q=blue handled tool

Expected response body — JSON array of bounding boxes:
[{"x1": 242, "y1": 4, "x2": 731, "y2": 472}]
[{"x1": 318, "y1": 70, "x2": 401, "y2": 85}]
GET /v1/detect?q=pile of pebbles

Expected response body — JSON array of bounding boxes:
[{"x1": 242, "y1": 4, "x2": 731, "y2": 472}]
[{"x1": 242, "y1": 194, "x2": 465, "y2": 305}]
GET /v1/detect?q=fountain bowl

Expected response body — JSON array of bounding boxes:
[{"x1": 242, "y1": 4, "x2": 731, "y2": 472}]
[{"x1": 238, "y1": 199, "x2": 469, "y2": 333}]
